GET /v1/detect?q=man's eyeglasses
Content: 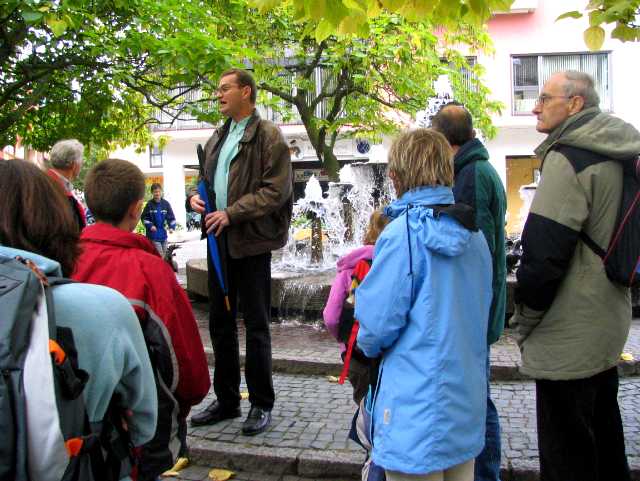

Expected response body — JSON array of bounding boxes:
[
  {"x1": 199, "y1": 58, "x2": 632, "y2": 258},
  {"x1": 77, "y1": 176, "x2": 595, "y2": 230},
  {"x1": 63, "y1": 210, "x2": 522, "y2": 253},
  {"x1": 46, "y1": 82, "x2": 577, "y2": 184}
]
[
  {"x1": 535, "y1": 94, "x2": 575, "y2": 106},
  {"x1": 215, "y1": 84, "x2": 240, "y2": 95}
]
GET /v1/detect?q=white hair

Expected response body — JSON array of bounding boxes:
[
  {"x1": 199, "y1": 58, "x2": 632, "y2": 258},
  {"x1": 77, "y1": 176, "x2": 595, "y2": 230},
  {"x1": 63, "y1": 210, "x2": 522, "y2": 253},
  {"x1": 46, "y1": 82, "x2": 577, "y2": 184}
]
[
  {"x1": 562, "y1": 70, "x2": 600, "y2": 109},
  {"x1": 49, "y1": 139, "x2": 84, "y2": 170}
]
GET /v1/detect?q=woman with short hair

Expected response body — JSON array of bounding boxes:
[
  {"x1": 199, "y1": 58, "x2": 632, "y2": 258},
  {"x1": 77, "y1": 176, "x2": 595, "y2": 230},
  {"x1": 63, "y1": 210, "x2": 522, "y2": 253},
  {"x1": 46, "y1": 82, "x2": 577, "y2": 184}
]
[{"x1": 355, "y1": 129, "x2": 493, "y2": 481}]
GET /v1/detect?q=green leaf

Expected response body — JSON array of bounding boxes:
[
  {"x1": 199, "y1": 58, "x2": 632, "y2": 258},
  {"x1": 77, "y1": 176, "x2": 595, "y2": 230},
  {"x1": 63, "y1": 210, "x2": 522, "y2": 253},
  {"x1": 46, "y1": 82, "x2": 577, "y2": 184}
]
[
  {"x1": 315, "y1": 18, "x2": 333, "y2": 42},
  {"x1": 22, "y1": 11, "x2": 44, "y2": 23},
  {"x1": 611, "y1": 23, "x2": 640, "y2": 42},
  {"x1": 556, "y1": 11, "x2": 582, "y2": 21},
  {"x1": 249, "y1": 0, "x2": 281, "y2": 12},
  {"x1": 46, "y1": 17, "x2": 68, "y2": 37},
  {"x1": 589, "y1": 10, "x2": 606, "y2": 26},
  {"x1": 584, "y1": 26, "x2": 605, "y2": 50}
]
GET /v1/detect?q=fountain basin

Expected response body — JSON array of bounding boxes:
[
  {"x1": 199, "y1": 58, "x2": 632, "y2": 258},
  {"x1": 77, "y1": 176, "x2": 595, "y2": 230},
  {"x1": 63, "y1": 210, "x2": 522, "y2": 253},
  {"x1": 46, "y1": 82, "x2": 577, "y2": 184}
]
[
  {"x1": 187, "y1": 259, "x2": 520, "y2": 322},
  {"x1": 186, "y1": 259, "x2": 334, "y2": 319}
]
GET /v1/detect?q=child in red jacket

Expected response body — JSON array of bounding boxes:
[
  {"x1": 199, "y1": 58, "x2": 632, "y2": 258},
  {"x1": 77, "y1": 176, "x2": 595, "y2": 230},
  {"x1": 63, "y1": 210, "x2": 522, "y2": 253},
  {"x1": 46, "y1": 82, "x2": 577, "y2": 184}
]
[{"x1": 72, "y1": 159, "x2": 210, "y2": 480}]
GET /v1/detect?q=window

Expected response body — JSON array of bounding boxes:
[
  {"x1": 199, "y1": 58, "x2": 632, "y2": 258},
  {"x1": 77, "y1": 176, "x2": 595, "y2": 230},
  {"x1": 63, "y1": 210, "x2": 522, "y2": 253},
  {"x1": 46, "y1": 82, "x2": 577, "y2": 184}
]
[
  {"x1": 149, "y1": 145, "x2": 163, "y2": 168},
  {"x1": 512, "y1": 52, "x2": 611, "y2": 114}
]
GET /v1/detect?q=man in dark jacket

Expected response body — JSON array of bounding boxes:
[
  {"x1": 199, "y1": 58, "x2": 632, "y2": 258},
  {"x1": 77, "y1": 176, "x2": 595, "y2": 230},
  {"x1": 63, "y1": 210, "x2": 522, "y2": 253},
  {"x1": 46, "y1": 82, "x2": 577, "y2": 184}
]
[
  {"x1": 432, "y1": 103, "x2": 507, "y2": 481},
  {"x1": 513, "y1": 70, "x2": 640, "y2": 481},
  {"x1": 189, "y1": 68, "x2": 293, "y2": 435}
]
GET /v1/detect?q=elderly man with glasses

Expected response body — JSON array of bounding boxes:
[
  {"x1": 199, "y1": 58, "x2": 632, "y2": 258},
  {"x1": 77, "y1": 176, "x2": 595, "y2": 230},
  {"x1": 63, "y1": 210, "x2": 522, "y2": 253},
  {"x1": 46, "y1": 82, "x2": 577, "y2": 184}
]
[
  {"x1": 512, "y1": 70, "x2": 640, "y2": 481},
  {"x1": 47, "y1": 139, "x2": 87, "y2": 231},
  {"x1": 188, "y1": 68, "x2": 293, "y2": 436}
]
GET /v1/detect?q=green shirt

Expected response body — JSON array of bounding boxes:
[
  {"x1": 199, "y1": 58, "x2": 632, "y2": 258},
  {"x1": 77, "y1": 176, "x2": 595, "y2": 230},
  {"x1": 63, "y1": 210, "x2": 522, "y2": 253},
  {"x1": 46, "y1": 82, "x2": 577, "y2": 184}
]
[{"x1": 214, "y1": 116, "x2": 250, "y2": 211}]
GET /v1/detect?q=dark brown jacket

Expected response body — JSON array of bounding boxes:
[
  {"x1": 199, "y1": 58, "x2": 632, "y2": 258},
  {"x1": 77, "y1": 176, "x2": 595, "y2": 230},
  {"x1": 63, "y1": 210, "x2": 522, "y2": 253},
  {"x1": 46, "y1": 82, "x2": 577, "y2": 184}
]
[{"x1": 200, "y1": 110, "x2": 293, "y2": 258}]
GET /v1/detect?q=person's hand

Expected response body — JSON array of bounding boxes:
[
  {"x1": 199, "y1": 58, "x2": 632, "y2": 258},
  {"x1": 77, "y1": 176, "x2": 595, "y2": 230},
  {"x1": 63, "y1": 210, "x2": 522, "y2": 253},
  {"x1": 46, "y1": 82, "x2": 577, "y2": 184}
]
[
  {"x1": 509, "y1": 304, "x2": 545, "y2": 347},
  {"x1": 190, "y1": 194, "x2": 206, "y2": 214},
  {"x1": 150, "y1": 226, "x2": 157, "y2": 232},
  {"x1": 205, "y1": 210, "x2": 230, "y2": 236}
]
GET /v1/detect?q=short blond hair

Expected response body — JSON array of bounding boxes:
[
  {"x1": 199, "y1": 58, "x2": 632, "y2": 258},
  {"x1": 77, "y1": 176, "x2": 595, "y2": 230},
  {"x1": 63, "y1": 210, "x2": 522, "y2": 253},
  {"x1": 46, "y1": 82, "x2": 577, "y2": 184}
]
[
  {"x1": 388, "y1": 129, "x2": 453, "y2": 196},
  {"x1": 363, "y1": 210, "x2": 390, "y2": 245}
]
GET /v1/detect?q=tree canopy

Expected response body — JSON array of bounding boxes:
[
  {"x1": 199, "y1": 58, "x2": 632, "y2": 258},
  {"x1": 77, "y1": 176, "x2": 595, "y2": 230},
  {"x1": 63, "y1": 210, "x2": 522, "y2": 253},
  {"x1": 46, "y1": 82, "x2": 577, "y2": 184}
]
[
  {"x1": 1, "y1": 0, "x2": 236, "y2": 151},
  {"x1": 250, "y1": 0, "x2": 640, "y2": 50},
  {"x1": 2, "y1": 0, "x2": 504, "y2": 179},
  {"x1": 232, "y1": 5, "x2": 501, "y2": 177}
]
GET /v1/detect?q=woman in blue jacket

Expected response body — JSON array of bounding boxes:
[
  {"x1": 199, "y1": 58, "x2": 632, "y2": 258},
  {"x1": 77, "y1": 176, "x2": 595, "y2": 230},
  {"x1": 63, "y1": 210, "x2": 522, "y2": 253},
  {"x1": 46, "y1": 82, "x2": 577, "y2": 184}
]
[{"x1": 355, "y1": 129, "x2": 493, "y2": 481}]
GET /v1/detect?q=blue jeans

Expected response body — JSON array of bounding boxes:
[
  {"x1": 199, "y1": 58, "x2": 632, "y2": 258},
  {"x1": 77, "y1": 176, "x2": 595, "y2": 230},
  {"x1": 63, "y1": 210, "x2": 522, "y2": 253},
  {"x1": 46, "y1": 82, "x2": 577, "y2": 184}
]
[
  {"x1": 153, "y1": 240, "x2": 167, "y2": 257},
  {"x1": 474, "y1": 352, "x2": 501, "y2": 481}
]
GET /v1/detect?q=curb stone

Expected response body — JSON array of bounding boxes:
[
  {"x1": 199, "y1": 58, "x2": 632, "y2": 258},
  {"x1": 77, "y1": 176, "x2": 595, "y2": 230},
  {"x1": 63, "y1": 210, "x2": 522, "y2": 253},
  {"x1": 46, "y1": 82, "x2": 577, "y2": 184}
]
[
  {"x1": 187, "y1": 442, "x2": 640, "y2": 480},
  {"x1": 203, "y1": 346, "x2": 640, "y2": 381}
]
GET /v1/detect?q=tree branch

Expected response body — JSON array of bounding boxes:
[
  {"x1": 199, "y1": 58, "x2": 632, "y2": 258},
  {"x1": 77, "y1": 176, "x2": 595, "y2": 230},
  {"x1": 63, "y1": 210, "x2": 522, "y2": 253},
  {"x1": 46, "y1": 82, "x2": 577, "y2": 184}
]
[{"x1": 259, "y1": 82, "x2": 297, "y2": 104}]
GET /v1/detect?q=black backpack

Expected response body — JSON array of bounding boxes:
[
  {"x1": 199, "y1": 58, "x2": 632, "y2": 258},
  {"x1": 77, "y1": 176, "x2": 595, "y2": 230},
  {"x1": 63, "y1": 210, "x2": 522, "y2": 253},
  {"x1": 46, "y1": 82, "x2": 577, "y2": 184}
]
[
  {"x1": 0, "y1": 255, "x2": 133, "y2": 481},
  {"x1": 555, "y1": 145, "x2": 640, "y2": 287}
]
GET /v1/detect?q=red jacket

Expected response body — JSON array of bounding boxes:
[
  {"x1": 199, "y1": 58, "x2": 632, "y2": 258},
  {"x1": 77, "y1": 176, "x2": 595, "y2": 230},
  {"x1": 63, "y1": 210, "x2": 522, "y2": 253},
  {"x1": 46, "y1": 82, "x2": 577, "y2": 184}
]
[{"x1": 72, "y1": 224, "x2": 210, "y2": 410}]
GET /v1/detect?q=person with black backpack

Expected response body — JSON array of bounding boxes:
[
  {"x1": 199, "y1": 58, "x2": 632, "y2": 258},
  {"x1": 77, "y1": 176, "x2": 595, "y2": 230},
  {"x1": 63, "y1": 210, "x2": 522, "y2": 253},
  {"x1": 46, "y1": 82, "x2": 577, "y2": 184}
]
[
  {"x1": 0, "y1": 159, "x2": 158, "y2": 481},
  {"x1": 512, "y1": 70, "x2": 640, "y2": 481}
]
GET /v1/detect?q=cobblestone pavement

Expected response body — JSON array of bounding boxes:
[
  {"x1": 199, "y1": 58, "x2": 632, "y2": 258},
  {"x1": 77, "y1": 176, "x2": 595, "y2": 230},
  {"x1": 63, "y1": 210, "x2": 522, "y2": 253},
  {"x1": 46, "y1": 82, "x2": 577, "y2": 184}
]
[{"x1": 183, "y1": 371, "x2": 640, "y2": 476}]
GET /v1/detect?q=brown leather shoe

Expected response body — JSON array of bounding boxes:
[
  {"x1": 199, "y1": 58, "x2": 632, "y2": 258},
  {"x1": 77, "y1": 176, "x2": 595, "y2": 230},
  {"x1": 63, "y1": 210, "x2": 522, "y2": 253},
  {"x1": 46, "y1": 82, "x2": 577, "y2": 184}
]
[{"x1": 190, "y1": 401, "x2": 241, "y2": 426}]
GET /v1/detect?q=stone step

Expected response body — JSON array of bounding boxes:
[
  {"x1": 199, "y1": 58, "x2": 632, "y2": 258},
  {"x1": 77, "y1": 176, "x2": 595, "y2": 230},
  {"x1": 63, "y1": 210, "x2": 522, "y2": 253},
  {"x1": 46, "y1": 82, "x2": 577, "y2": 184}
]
[
  {"x1": 184, "y1": 372, "x2": 640, "y2": 481},
  {"x1": 191, "y1": 301, "x2": 640, "y2": 381}
]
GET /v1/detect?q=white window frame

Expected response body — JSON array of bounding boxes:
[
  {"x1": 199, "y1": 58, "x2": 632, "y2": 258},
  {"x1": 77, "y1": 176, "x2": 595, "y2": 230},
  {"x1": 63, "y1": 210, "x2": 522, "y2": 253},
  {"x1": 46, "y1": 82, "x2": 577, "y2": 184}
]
[{"x1": 149, "y1": 145, "x2": 163, "y2": 168}]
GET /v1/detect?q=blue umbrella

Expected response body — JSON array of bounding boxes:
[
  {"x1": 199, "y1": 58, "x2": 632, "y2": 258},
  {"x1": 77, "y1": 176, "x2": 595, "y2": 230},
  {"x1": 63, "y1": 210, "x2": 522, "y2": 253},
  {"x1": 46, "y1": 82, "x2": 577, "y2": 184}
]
[{"x1": 197, "y1": 145, "x2": 231, "y2": 312}]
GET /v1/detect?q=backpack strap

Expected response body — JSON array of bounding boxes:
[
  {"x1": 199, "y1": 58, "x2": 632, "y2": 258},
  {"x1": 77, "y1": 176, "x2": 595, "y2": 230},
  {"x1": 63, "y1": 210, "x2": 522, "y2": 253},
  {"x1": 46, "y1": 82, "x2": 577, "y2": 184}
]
[{"x1": 579, "y1": 231, "x2": 607, "y2": 259}]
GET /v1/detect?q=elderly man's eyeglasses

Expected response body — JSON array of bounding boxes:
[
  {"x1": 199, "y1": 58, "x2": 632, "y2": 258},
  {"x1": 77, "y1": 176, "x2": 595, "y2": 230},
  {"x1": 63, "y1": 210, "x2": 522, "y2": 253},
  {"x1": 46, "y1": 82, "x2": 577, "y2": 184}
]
[{"x1": 535, "y1": 94, "x2": 575, "y2": 106}]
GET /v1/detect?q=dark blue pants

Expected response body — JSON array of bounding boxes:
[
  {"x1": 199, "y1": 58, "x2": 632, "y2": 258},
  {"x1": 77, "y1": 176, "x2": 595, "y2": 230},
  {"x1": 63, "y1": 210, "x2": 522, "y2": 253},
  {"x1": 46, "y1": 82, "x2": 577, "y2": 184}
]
[
  {"x1": 475, "y1": 351, "x2": 502, "y2": 481},
  {"x1": 535, "y1": 366, "x2": 630, "y2": 481},
  {"x1": 208, "y1": 243, "x2": 274, "y2": 410}
]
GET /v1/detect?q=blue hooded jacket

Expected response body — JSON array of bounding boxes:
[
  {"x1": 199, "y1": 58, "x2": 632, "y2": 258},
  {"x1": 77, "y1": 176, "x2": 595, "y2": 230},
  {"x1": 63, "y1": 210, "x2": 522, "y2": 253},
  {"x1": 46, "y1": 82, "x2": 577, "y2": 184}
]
[
  {"x1": 355, "y1": 186, "x2": 492, "y2": 475},
  {"x1": 142, "y1": 198, "x2": 176, "y2": 242}
]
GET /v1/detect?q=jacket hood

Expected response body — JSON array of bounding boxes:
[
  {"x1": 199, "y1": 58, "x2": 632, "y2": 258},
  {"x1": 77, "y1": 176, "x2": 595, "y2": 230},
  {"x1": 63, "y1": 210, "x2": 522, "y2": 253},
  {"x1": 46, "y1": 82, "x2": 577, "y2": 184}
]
[
  {"x1": 384, "y1": 186, "x2": 474, "y2": 257},
  {"x1": 337, "y1": 244, "x2": 374, "y2": 272},
  {"x1": 81, "y1": 223, "x2": 161, "y2": 257},
  {"x1": 0, "y1": 245, "x2": 63, "y2": 277},
  {"x1": 453, "y1": 138, "x2": 489, "y2": 174},
  {"x1": 537, "y1": 107, "x2": 640, "y2": 160}
]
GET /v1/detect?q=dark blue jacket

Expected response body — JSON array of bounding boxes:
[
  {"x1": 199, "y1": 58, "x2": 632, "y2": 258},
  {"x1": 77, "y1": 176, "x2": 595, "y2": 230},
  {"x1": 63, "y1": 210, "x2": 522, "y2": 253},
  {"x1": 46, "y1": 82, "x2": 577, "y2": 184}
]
[{"x1": 142, "y1": 198, "x2": 176, "y2": 242}]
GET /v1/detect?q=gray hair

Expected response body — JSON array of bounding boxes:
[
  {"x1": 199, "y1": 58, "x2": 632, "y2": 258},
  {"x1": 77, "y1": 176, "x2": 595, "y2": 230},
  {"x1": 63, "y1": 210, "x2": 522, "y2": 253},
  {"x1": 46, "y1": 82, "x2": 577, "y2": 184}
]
[
  {"x1": 49, "y1": 139, "x2": 84, "y2": 170},
  {"x1": 562, "y1": 70, "x2": 600, "y2": 109}
]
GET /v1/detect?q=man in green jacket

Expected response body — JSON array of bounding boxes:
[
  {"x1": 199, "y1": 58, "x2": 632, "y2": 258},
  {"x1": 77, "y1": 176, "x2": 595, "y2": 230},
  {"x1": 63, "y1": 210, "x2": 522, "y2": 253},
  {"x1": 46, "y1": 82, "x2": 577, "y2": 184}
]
[
  {"x1": 432, "y1": 103, "x2": 507, "y2": 481},
  {"x1": 513, "y1": 71, "x2": 640, "y2": 481},
  {"x1": 188, "y1": 68, "x2": 293, "y2": 436}
]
